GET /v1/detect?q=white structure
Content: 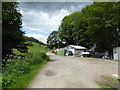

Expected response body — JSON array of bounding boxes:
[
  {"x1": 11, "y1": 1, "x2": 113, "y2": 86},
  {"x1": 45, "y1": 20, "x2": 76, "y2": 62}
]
[
  {"x1": 82, "y1": 52, "x2": 89, "y2": 55},
  {"x1": 63, "y1": 45, "x2": 87, "y2": 55},
  {"x1": 113, "y1": 47, "x2": 120, "y2": 60}
]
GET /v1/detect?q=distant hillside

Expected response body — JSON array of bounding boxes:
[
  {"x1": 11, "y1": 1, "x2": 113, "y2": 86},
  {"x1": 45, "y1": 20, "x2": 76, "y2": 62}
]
[{"x1": 24, "y1": 36, "x2": 46, "y2": 46}]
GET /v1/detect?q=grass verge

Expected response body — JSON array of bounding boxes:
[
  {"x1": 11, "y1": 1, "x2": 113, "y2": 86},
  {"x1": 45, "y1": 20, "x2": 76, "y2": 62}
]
[
  {"x1": 96, "y1": 75, "x2": 118, "y2": 90},
  {"x1": 9, "y1": 60, "x2": 48, "y2": 88},
  {"x1": 2, "y1": 44, "x2": 50, "y2": 88},
  {"x1": 0, "y1": 74, "x2": 2, "y2": 90},
  {"x1": 2, "y1": 52, "x2": 50, "y2": 88},
  {"x1": 96, "y1": 81, "x2": 112, "y2": 88}
]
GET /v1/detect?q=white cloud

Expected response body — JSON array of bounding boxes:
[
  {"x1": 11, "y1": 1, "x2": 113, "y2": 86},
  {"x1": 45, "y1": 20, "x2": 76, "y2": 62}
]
[
  {"x1": 19, "y1": 2, "x2": 93, "y2": 43},
  {"x1": 25, "y1": 34, "x2": 48, "y2": 44},
  {"x1": 25, "y1": 27, "x2": 48, "y2": 33},
  {"x1": 21, "y1": 8, "x2": 70, "y2": 32},
  {"x1": 20, "y1": 8, "x2": 70, "y2": 43}
]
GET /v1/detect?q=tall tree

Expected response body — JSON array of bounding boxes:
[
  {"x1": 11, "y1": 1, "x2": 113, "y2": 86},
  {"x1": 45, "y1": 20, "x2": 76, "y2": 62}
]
[
  {"x1": 82, "y1": 2, "x2": 120, "y2": 55},
  {"x1": 47, "y1": 31, "x2": 65, "y2": 49},
  {"x1": 59, "y1": 14, "x2": 76, "y2": 45},
  {"x1": 47, "y1": 31, "x2": 59, "y2": 49},
  {"x1": 2, "y1": 2, "x2": 27, "y2": 60},
  {"x1": 58, "y1": 12, "x2": 93, "y2": 48}
]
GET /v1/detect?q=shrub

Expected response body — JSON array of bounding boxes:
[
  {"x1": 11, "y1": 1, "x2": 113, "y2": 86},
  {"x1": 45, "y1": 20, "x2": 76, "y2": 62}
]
[{"x1": 2, "y1": 52, "x2": 49, "y2": 88}]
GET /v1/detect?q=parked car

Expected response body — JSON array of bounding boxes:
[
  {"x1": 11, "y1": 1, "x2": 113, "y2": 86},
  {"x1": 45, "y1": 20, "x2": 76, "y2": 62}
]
[
  {"x1": 102, "y1": 55, "x2": 110, "y2": 59},
  {"x1": 51, "y1": 49, "x2": 57, "y2": 53},
  {"x1": 82, "y1": 52, "x2": 91, "y2": 57}
]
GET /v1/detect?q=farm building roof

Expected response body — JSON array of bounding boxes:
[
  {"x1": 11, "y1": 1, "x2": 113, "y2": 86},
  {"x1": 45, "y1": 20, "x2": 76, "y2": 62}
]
[{"x1": 69, "y1": 45, "x2": 87, "y2": 49}]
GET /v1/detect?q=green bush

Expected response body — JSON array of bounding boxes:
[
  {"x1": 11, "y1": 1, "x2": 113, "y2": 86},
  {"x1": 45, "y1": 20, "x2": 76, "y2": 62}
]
[
  {"x1": 2, "y1": 52, "x2": 49, "y2": 88},
  {"x1": 0, "y1": 75, "x2": 2, "y2": 90},
  {"x1": 25, "y1": 41, "x2": 33, "y2": 46}
]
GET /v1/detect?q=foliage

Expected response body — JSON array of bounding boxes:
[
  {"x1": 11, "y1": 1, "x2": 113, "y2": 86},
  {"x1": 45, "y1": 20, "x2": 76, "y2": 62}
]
[
  {"x1": 81, "y1": 2, "x2": 120, "y2": 53},
  {"x1": 2, "y1": 43, "x2": 50, "y2": 88},
  {"x1": 0, "y1": 2, "x2": 1, "y2": 19},
  {"x1": 0, "y1": 75, "x2": 1, "y2": 90},
  {"x1": 47, "y1": 12, "x2": 93, "y2": 49},
  {"x1": 47, "y1": 31, "x2": 65, "y2": 49},
  {"x1": 2, "y1": 2, "x2": 28, "y2": 61},
  {"x1": 96, "y1": 75, "x2": 118, "y2": 89},
  {"x1": 12, "y1": 41, "x2": 49, "y2": 57},
  {"x1": 96, "y1": 81, "x2": 112, "y2": 88},
  {"x1": 47, "y1": 31, "x2": 58, "y2": 48},
  {"x1": 101, "y1": 75, "x2": 118, "y2": 87},
  {"x1": 59, "y1": 15, "x2": 75, "y2": 45},
  {"x1": 24, "y1": 41, "x2": 33, "y2": 46},
  {"x1": 2, "y1": 52, "x2": 49, "y2": 88},
  {"x1": 58, "y1": 12, "x2": 93, "y2": 48}
]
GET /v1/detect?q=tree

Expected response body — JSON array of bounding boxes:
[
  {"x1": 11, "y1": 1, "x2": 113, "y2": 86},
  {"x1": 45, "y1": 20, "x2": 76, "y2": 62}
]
[
  {"x1": 58, "y1": 15, "x2": 76, "y2": 45},
  {"x1": 47, "y1": 31, "x2": 65, "y2": 49},
  {"x1": 81, "y1": 2, "x2": 120, "y2": 56},
  {"x1": 58, "y1": 12, "x2": 93, "y2": 48},
  {"x1": 47, "y1": 31, "x2": 58, "y2": 49},
  {"x1": 2, "y1": 2, "x2": 27, "y2": 61}
]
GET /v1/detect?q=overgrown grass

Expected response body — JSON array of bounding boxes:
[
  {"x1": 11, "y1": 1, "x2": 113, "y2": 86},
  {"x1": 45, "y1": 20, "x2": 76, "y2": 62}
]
[
  {"x1": 101, "y1": 75, "x2": 118, "y2": 86},
  {"x1": 28, "y1": 45, "x2": 49, "y2": 53},
  {"x1": 96, "y1": 81, "x2": 111, "y2": 88},
  {"x1": 96, "y1": 75, "x2": 118, "y2": 90},
  {"x1": 8, "y1": 60, "x2": 47, "y2": 88},
  {"x1": 0, "y1": 74, "x2": 2, "y2": 90},
  {"x1": 2, "y1": 43, "x2": 50, "y2": 88}
]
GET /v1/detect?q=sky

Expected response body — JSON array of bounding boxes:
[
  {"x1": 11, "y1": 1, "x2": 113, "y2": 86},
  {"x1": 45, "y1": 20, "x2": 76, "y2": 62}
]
[{"x1": 19, "y1": 2, "x2": 93, "y2": 44}]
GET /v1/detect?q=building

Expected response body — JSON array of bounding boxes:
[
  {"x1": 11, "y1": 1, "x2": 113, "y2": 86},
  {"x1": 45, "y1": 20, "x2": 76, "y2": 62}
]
[
  {"x1": 63, "y1": 45, "x2": 87, "y2": 55},
  {"x1": 113, "y1": 47, "x2": 120, "y2": 60}
]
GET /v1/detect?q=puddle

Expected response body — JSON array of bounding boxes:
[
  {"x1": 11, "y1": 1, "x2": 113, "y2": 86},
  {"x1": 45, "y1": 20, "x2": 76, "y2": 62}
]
[
  {"x1": 48, "y1": 59, "x2": 58, "y2": 62},
  {"x1": 45, "y1": 70, "x2": 56, "y2": 76}
]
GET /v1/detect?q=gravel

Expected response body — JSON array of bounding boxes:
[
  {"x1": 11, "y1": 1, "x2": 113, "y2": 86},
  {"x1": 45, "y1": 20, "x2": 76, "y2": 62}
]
[{"x1": 28, "y1": 52, "x2": 118, "y2": 88}]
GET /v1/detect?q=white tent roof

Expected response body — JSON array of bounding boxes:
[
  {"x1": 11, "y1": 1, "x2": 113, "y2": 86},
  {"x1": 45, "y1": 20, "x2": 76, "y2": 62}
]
[{"x1": 69, "y1": 45, "x2": 87, "y2": 49}]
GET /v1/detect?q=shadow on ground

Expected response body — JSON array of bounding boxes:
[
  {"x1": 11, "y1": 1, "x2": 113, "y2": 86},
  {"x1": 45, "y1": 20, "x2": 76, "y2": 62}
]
[{"x1": 48, "y1": 59, "x2": 59, "y2": 62}]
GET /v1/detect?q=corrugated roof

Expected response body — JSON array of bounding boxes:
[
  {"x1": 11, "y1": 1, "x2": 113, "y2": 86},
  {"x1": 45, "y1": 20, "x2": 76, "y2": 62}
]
[{"x1": 69, "y1": 45, "x2": 87, "y2": 49}]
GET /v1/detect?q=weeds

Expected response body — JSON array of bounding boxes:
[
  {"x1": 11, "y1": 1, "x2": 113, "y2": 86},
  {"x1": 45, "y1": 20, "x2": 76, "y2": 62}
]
[
  {"x1": 96, "y1": 75, "x2": 118, "y2": 89},
  {"x1": 2, "y1": 45, "x2": 50, "y2": 88},
  {"x1": 0, "y1": 75, "x2": 2, "y2": 90}
]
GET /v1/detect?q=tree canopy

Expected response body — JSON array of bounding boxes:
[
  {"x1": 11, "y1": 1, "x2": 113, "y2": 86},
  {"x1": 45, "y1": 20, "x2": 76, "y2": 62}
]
[
  {"x1": 47, "y1": 31, "x2": 66, "y2": 49},
  {"x1": 2, "y1": 2, "x2": 27, "y2": 60},
  {"x1": 58, "y1": 12, "x2": 93, "y2": 48},
  {"x1": 47, "y1": 31, "x2": 59, "y2": 49},
  {"x1": 81, "y1": 2, "x2": 120, "y2": 53}
]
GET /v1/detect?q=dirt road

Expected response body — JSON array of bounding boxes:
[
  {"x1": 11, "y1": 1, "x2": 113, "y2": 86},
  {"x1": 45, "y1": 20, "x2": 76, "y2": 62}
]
[{"x1": 28, "y1": 52, "x2": 118, "y2": 88}]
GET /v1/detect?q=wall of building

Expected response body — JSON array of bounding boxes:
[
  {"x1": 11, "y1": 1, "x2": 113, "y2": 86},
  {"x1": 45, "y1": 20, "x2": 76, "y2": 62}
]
[
  {"x1": 68, "y1": 48, "x2": 75, "y2": 54},
  {"x1": 113, "y1": 47, "x2": 120, "y2": 60},
  {"x1": 75, "y1": 50, "x2": 84, "y2": 55},
  {"x1": 66, "y1": 46, "x2": 86, "y2": 55}
]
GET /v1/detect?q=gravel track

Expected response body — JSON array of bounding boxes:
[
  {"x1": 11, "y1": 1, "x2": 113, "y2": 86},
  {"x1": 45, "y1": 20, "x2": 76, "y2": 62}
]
[{"x1": 28, "y1": 52, "x2": 118, "y2": 88}]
